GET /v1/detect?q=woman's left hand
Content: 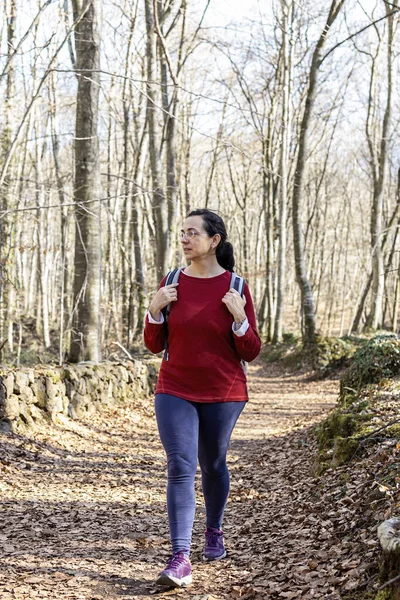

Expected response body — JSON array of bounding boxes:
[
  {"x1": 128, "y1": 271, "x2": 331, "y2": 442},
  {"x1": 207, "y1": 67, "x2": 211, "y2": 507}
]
[{"x1": 222, "y1": 288, "x2": 247, "y2": 322}]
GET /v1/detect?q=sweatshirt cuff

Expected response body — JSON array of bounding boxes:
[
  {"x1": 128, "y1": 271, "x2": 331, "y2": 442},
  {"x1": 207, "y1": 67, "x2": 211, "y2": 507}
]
[
  {"x1": 232, "y1": 317, "x2": 249, "y2": 336},
  {"x1": 147, "y1": 310, "x2": 165, "y2": 324}
]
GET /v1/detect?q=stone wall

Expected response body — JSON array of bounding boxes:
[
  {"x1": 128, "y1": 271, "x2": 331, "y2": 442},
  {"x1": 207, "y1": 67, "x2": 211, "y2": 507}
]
[{"x1": 0, "y1": 358, "x2": 159, "y2": 431}]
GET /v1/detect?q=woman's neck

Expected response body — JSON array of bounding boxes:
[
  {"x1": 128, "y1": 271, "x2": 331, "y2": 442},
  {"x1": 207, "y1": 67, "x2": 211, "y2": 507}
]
[{"x1": 184, "y1": 259, "x2": 225, "y2": 278}]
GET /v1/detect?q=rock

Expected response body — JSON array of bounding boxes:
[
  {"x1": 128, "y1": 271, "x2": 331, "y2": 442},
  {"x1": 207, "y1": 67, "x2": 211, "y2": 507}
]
[
  {"x1": 63, "y1": 367, "x2": 79, "y2": 382},
  {"x1": 26, "y1": 369, "x2": 35, "y2": 384},
  {"x1": 377, "y1": 518, "x2": 400, "y2": 599},
  {"x1": 5, "y1": 394, "x2": 20, "y2": 420},
  {"x1": 62, "y1": 395, "x2": 69, "y2": 412},
  {"x1": 18, "y1": 401, "x2": 34, "y2": 427},
  {"x1": 0, "y1": 377, "x2": 6, "y2": 419},
  {"x1": 100, "y1": 391, "x2": 111, "y2": 405},
  {"x1": 19, "y1": 385, "x2": 35, "y2": 404},
  {"x1": 46, "y1": 376, "x2": 58, "y2": 400},
  {"x1": 0, "y1": 419, "x2": 12, "y2": 433},
  {"x1": 378, "y1": 518, "x2": 400, "y2": 553},
  {"x1": 118, "y1": 366, "x2": 129, "y2": 383},
  {"x1": 45, "y1": 390, "x2": 64, "y2": 421},
  {"x1": 31, "y1": 379, "x2": 46, "y2": 408},
  {"x1": 2, "y1": 373, "x2": 14, "y2": 397},
  {"x1": 30, "y1": 404, "x2": 44, "y2": 421},
  {"x1": 69, "y1": 393, "x2": 93, "y2": 419},
  {"x1": 77, "y1": 377, "x2": 87, "y2": 395},
  {"x1": 14, "y1": 371, "x2": 30, "y2": 394},
  {"x1": 0, "y1": 359, "x2": 157, "y2": 430}
]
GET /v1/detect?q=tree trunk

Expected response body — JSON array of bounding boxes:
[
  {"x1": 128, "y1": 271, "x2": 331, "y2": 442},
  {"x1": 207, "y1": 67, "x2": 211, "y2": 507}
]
[
  {"x1": 292, "y1": 0, "x2": 345, "y2": 346},
  {"x1": 159, "y1": 41, "x2": 178, "y2": 266},
  {"x1": 131, "y1": 132, "x2": 148, "y2": 339},
  {"x1": 69, "y1": 0, "x2": 102, "y2": 362},
  {"x1": 144, "y1": 0, "x2": 168, "y2": 280},
  {"x1": 49, "y1": 76, "x2": 70, "y2": 362},
  {"x1": 274, "y1": 0, "x2": 292, "y2": 343},
  {"x1": 0, "y1": 0, "x2": 17, "y2": 360},
  {"x1": 365, "y1": 0, "x2": 397, "y2": 330}
]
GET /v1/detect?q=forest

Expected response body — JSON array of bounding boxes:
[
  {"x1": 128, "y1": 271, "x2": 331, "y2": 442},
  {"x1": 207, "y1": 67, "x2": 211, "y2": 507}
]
[
  {"x1": 0, "y1": 0, "x2": 399, "y2": 363},
  {"x1": 1, "y1": 3, "x2": 400, "y2": 599}
]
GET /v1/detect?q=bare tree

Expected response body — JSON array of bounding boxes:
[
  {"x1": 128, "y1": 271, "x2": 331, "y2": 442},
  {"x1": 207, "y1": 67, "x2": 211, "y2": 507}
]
[
  {"x1": 68, "y1": 0, "x2": 102, "y2": 362},
  {"x1": 291, "y1": 0, "x2": 345, "y2": 346},
  {"x1": 365, "y1": 0, "x2": 398, "y2": 330},
  {"x1": 273, "y1": 0, "x2": 293, "y2": 343},
  {"x1": 144, "y1": 0, "x2": 169, "y2": 280},
  {"x1": 0, "y1": 0, "x2": 17, "y2": 359}
]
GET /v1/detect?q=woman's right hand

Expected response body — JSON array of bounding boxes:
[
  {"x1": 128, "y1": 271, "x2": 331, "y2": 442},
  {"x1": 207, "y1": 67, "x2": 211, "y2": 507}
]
[{"x1": 149, "y1": 283, "x2": 179, "y2": 321}]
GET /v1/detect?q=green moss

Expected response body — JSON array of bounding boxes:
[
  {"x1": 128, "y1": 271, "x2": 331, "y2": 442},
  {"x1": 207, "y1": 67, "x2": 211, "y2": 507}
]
[
  {"x1": 316, "y1": 403, "x2": 375, "y2": 471},
  {"x1": 262, "y1": 334, "x2": 365, "y2": 375},
  {"x1": 317, "y1": 411, "x2": 358, "y2": 449},
  {"x1": 43, "y1": 369, "x2": 61, "y2": 383},
  {"x1": 385, "y1": 424, "x2": 400, "y2": 438},
  {"x1": 375, "y1": 586, "x2": 391, "y2": 599},
  {"x1": 340, "y1": 334, "x2": 400, "y2": 403},
  {"x1": 314, "y1": 334, "x2": 359, "y2": 370},
  {"x1": 314, "y1": 459, "x2": 330, "y2": 476},
  {"x1": 331, "y1": 436, "x2": 359, "y2": 467}
]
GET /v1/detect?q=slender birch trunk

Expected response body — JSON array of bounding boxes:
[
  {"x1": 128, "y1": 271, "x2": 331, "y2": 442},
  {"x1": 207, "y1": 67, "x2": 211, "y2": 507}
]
[{"x1": 0, "y1": 0, "x2": 17, "y2": 359}]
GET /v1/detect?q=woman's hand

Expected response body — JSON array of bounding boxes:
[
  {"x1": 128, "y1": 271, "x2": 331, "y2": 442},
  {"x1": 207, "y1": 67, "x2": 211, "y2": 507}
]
[
  {"x1": 149, "y1": 283, "x2": 179, "y2": 321},
  {"x1": 222, "y1": 288, "x2": 247, "y2": 323}
]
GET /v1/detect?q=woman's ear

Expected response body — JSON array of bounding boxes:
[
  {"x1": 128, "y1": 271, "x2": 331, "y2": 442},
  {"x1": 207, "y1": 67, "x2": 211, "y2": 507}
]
[{"x1": 213, "y1": 234, "x2": 221, "y2": 247}]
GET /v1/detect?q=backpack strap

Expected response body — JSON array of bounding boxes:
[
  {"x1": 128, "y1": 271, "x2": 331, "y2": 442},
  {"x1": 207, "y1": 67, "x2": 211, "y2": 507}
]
[
  {"x1": 163, "y1": 267, "x2": 184, "y2": 361},
  {"x1": 229, "y1": 272, "x2": 247, "y2": 375},
  {"x1": 230, "y1": 272, "x2": 245, "y2": 297}
]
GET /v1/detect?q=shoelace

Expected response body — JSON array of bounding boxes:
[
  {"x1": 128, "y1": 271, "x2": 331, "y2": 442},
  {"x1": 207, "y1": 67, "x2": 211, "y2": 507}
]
[
  {"x1": 205, "y1": 530, "x2": 222, "y2": 548},
  {"x1": 166, "y1": 552, "x2": 188, "y2": 570}
]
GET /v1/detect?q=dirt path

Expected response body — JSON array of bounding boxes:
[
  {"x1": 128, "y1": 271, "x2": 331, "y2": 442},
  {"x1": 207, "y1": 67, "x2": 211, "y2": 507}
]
[{"x1": 0, "y1": 360, "x2": 375, "y2": 600}]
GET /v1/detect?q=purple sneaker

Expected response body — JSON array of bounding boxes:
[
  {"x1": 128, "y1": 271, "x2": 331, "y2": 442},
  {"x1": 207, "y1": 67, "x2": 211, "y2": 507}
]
[
  {"x1": 203, "y1": 526, "x2": 226, "y2": 561},
  {"x1": 156, "y1": 551, "x2": 192, "y2": 587}
]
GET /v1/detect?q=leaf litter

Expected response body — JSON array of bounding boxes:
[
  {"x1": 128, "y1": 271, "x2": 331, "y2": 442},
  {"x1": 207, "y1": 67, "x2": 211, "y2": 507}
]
[{"x1": 0, "y1": 358, "x2": 398, "y2": 599}]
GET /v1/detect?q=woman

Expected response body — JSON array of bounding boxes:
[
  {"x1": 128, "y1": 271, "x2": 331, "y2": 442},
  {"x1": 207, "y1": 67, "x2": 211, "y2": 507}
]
[{"x1": 144, "y1": 208, "x2": 261, "y2": 588}]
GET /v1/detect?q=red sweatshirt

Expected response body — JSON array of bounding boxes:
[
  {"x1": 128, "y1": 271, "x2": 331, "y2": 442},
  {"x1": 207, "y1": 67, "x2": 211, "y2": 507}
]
[{"x1": 144, "y1": 270, "x2": 261, "y2": 402}]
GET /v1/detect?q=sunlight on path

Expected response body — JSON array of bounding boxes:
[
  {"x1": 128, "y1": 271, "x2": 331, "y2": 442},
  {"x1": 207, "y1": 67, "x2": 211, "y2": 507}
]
[{"x1": 234, "y1": 363, "x2": 338, "y2": 440}]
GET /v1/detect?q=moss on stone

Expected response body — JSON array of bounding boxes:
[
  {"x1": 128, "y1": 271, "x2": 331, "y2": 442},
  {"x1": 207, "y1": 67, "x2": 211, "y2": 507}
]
[
  {"x1": 340, "y1": 334, "x2": 400, "y2": 403},
  {"x1": 44, "y1": 369, "x2": 61, "y2": 384},
  {"x1": 314, "y1": 334, "x2": 360, "y2": 369},
  {"x1": 317, "y1": 411, "x2": 358, "y2": 449},
  {"x1": 316, "y1": 403, "x2": 374, "y2": 471},
  {"x1": 331, "y1": 436, "x2": 359, "y2": 467}
]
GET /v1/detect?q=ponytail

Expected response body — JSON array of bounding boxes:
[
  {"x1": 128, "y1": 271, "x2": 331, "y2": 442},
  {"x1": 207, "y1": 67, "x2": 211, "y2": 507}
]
[{"x1": 216, "y1": 241, "x2": 235, "y2": 272}]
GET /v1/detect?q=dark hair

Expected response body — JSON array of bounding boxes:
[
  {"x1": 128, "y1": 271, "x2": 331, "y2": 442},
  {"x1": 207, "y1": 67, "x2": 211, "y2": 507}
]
[{"x1": 187, "y1": 208, "x2": 235, "y2": 272}]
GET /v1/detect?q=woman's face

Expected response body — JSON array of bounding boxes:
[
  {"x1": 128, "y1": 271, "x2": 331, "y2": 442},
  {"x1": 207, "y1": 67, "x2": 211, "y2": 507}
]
[{"x1": 180, "y1": 215, "x2": 220, "y2": 260}]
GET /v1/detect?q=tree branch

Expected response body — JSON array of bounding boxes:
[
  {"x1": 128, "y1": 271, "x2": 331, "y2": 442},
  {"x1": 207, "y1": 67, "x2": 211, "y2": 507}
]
[{"x1": 321, "y1": 7, "x2": 400, "y2": 65}]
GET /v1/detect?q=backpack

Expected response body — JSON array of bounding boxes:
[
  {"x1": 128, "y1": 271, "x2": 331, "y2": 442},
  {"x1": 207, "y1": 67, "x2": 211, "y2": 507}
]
[{"x1": 162, "y1": 269, "x2": 247, "y2": 373}]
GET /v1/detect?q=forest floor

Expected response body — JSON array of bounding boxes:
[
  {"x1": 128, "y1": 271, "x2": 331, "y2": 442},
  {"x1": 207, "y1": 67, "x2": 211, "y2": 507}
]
[{"x1": 0, "y1": 359, "x2": 389, "y2": 600}]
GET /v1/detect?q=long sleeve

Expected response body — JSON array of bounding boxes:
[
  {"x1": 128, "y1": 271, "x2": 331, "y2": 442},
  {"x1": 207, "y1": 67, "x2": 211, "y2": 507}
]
[
  {"x1": 143, "y1": 313, "x2": 165, "y2": 354},
  {"x1": 232, "y1": 283, "x2": 261, "y2": 362},
  {"x1": 143, "y1": 278, "x2": 167, "y2": 354}
]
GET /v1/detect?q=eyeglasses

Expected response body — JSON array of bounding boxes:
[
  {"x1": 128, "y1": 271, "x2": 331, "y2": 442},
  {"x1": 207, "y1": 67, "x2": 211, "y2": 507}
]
[{"x1": 179, "y1": 229, "x2": 202, "y2": 241}]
